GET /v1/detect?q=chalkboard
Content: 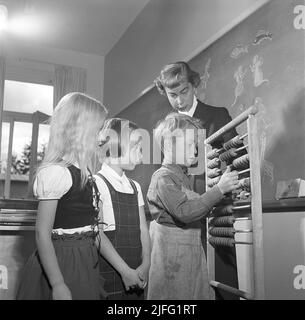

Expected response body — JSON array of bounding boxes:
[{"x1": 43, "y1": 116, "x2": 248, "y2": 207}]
[{"x1": 118, "y1": 0, "x2": 305, "y2": 203}]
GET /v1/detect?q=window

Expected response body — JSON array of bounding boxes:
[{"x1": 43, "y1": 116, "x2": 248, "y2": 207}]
[{"x1": 0, "y1": 80, "x2": 53, "y2": 199}]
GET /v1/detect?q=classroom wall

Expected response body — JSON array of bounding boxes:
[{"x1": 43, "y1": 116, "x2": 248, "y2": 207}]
[
  {"x1": 5, "y1": 41, "x2": 104, "y2": 101},
  {"x1": 116, "y1": 0, "x2": 305, "y2": 203},
  {"x1": 104, "y1": 0, "x2": 266, "y2": 115}
]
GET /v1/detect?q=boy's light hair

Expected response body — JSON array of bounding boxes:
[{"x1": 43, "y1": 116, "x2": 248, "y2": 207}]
[
  {"x1": 39, "y1": 92, "x2": 108, "y2": 188},
  {"x1": 154, "y1": 113, "x2": 202, "y2": 153}
]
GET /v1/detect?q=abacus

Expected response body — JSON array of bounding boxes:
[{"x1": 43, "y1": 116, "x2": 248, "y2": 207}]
[{"x1": 204, "y1": 105, "x2": 264, "y2": 300}]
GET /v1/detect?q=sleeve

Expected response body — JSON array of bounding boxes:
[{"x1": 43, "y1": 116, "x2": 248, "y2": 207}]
[
  {"x1": 156, "y1": 175, "x2": 224, "y2": 224},
  {"x1": 133, "y1": 180, "x2": 145, "y2": 207},
  {"x1": 33, "y1": 165, "x2": 72, "y2": 200},
  {"x1": 93, "y1": 174, "x2": 109, "y2": 219}
]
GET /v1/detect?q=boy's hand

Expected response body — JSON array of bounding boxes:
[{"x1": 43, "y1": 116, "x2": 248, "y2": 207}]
[
  {"x1": 217, "y1": 166, "x2": 239, "y2": 194},
  {"x1": 121, "y1": 267, "x2": 144, "y2": 291},
  {"x1": 52, "y1": 282, "x2": 72, "y2": 300}
]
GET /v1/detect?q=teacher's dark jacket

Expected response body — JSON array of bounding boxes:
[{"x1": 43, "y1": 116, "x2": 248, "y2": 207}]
[{"x1": 192, "y1": 100, "x2": 238, "y2": 195}]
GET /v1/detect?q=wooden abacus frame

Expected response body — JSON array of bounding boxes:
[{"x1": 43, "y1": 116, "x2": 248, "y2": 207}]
[{"x1": 204, "y1": 105, "x2": 265, "y2": 300}]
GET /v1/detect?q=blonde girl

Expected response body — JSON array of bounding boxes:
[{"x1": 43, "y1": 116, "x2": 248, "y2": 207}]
[{"x1": 16, "y1": 93, "x2": 142, "y2": 300}]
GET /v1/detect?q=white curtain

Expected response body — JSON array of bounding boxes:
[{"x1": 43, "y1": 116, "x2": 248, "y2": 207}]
[
  {"x1": 53, "y1": 65, "x2": 87, "y2": 107},
  {"x1": 0, "y1": 42, "x2": 6, "y2": 161}
]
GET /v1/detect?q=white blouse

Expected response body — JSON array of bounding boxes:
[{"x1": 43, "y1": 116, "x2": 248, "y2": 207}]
[
  {"x1": 178, "y1": 96, "x2": 198, "y2": 117},
  {"x1": 94, "y1": 163, "x2": 145, "y2": 231},
  {"x1": 33, "y1": 165, "x2": 72, "y2": 200}
]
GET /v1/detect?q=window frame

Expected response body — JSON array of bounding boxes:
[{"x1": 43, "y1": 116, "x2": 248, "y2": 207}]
[{"x1": 0, "y1": 62, "x2": 53, "y2": 199}]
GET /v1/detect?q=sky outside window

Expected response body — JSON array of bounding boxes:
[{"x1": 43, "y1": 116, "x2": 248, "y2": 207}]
[
  {"x1": 4, "y1": 80, "x2": 53, "y2": 114},
  {"x1": 1, "y1": 80, "x2": 53, "y2": 170}
]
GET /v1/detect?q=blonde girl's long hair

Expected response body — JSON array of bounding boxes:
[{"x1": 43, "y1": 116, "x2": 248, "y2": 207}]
[{"x1": 40, "y1": 92, "x2": 108, "y2": 188}]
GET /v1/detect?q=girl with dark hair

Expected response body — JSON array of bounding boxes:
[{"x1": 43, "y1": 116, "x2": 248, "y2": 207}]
[{"x1": 95, "y1": 118, "x2": 151, "y2": 300}]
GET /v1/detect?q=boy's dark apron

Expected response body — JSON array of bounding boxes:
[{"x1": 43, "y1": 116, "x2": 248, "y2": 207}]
[{"x1": 97, "y1": 174, "x2": 144, "y2": 300}]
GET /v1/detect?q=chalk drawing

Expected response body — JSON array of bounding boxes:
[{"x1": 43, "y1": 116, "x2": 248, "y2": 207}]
[
  {"x1": 200, "y1": 58, "x2": 212, "y2": 90},
  {"x1": 250, "y1": 55, "x2": 269, "y2": 87},
  {"x1": 230, "y1": 44, "x2": 249, "y2": 59},
  {"x1": 253, "y1": 30, "x2": 273, "y2": 46},
  {"x1": 197, "y1": 58, "x2": 212, "y2": 102},
  {"x1": 230, "y1": 65, "x2": 248, "y2": 108},
  {"x1": 254, "y1": 97, "x2": 274, "y2": 184}
]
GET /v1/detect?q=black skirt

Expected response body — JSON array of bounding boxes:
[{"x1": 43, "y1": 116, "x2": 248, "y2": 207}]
[{"x1": 16, "y1": 234, "x2": 100, "y2": 300}]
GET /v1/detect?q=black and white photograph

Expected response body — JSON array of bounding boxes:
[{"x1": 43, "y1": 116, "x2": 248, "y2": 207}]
[{"x1": 0, "y1": 0, "x2": 305, "y2": 308}]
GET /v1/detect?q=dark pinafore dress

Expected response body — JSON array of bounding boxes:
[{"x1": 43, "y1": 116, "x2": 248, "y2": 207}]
[
  {"x1": 16, "y1": 165, "x2": 101, "y2": 300},
  {"x1": 97, "y1": 173, "x2": 144, "y2": 300}
]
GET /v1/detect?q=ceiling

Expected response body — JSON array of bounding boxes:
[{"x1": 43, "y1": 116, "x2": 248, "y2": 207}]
[{"x1": 1, "y1": 0, "x2": 151, "y2": 56}]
